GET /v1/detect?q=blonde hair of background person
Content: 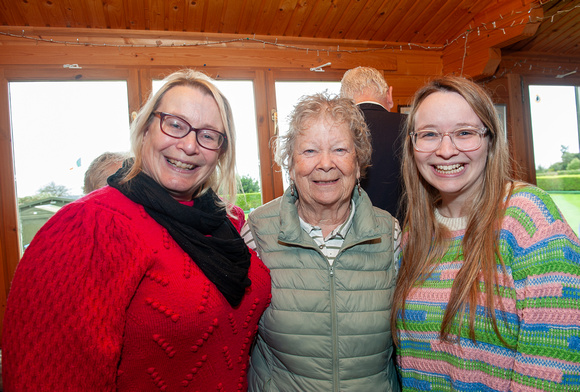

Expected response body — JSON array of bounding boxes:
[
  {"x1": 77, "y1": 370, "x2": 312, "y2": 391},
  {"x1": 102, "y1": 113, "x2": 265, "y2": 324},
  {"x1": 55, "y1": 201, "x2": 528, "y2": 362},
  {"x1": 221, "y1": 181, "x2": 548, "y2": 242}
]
[
  {"x1": 340, "y1": 66, "x2": 393, "y2": 110},
  {"x1": 83, "y1": 152, "x2": 127, "y2": 194},
  {"x1": 127, "y1": 69, "x2": 238, "y2": 213}
]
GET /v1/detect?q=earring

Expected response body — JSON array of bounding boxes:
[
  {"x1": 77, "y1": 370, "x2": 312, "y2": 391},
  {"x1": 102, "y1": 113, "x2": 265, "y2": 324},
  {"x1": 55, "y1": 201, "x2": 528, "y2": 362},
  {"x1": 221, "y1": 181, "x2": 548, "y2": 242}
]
[
  {"x1": 357, "y1": 178, "x2": 362, "y2": 196},
  {"x1": 290, "y1": 181, "x2": 296, "y2": 197}
]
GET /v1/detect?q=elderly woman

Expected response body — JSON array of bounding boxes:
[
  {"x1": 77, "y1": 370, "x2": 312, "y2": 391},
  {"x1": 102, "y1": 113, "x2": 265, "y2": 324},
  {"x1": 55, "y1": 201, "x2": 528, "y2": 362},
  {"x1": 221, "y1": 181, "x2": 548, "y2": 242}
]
[
  {"x1": 242, "y1": 92, "x2": 400, "y2": 391},
  {"x1": 2, "y1": 69, "x2": 271, "y2": 391},
  {"x1": 392, "y1": 76, "x2": 580, "y2": 391}
]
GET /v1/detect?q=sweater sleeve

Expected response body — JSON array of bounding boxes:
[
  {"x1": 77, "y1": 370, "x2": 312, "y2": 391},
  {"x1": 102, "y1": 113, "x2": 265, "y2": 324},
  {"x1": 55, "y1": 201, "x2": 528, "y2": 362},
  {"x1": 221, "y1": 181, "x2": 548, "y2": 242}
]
[
  {"x1": 2, "y1": 197, "x2": 152, "y2": 391},
  {"x1": 503, "y1": 187, "x2": 580, "y2": 391}
]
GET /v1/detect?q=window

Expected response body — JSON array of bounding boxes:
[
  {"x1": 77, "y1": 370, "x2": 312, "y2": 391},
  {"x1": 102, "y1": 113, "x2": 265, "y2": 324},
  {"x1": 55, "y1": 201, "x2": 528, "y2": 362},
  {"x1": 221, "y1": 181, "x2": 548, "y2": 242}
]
[
  {"x1": 9, "y1": 80, "x2": 130, "y2": 252},
  {"x1": 530, "y1": 85, "x2": 580, "y2": 234}
]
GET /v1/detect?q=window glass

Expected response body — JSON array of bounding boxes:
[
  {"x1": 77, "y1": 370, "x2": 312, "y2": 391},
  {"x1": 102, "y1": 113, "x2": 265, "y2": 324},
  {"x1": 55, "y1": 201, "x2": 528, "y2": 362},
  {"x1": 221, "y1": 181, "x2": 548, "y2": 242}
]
[
  {"x1": 10, "y1": 81, "x2": 130, "y2": 252},
  {"x1": 530, "y1": 85, "x2": 580, "y2": 235}
]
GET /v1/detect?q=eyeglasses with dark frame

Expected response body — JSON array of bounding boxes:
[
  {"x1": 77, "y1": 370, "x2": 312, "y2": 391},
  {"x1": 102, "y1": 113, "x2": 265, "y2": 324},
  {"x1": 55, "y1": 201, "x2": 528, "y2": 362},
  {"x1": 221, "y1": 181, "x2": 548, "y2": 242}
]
[
  {"x1": 153, "y1": 111, "x2": 227, "y2": 151},
  {"x1": 409, "y1": 127, "x2": 488, "y2": 153}
]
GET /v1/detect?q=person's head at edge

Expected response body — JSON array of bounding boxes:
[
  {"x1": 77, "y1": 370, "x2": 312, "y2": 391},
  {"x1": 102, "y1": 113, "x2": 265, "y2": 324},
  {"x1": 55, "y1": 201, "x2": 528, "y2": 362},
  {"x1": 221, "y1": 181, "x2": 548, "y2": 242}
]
[
  {"x1": 122, "y1": 69, "x2": 237, "y2": 212},
  {"x1": 340, "y1": 66, "x2": 394, "y2": 111},
  {"x1": 393, "y1": 75, "x2": 512, "y2": 343},
  {"x1": 275, "y1": 92, "x2": 371, "y2": 223},
  {"x1": 83, "y1": 151, "x2": 127, "y2": 194}
]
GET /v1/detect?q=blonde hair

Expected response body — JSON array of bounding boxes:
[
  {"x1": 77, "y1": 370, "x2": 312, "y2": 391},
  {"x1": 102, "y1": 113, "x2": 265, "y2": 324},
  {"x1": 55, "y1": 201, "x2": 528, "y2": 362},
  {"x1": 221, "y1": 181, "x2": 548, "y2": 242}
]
[
  {"x1": 340, "y1": 66, "x2": 389, "y2": 100},
  {"x1": 83, "y1": 152, "x2": 127, "y2": 194},
  {"x1": 124, "y1": 69, "x2": 238, "y2": 213},
  {"x1": 392, "y1": 76, "x2": 515, "y2": 346},
  {"x1": 275, "y1": 91, "x2": 372, "y2": 178}
]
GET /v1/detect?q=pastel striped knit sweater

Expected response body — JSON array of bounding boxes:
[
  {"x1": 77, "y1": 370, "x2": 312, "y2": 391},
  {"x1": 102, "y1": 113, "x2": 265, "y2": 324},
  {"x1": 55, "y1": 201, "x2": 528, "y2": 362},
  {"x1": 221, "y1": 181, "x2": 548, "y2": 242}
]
[{"x1": 396, "y1": 186, "x2": 580, "y2": 392}]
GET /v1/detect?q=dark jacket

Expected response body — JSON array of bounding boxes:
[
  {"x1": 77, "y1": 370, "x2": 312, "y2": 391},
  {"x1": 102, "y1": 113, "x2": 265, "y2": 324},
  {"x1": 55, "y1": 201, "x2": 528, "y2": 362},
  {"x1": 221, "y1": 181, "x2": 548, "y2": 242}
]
[{"x1": 359, "y1": 102, "x2": 406, "y2": 220}]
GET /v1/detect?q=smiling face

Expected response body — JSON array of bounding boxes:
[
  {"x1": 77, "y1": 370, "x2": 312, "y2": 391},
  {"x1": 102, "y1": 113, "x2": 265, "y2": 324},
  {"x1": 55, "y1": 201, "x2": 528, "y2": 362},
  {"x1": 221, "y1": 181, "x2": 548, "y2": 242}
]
[
  {"x1": 141, "y1": 85, "x2": 224, "y2": 201},
  {"x1": 413, "y1": 91, "x2": 488, "y2": 215},
  {"x1": 291, "y1": 115, "x2": 360, "y2": 214}
]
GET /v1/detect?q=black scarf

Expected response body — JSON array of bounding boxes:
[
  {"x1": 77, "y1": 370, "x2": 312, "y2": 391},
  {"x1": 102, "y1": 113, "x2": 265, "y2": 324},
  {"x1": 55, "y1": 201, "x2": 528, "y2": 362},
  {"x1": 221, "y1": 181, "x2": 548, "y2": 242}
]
[{"x1": 108, "y1": 161, "x2": 251, "y2": 307}]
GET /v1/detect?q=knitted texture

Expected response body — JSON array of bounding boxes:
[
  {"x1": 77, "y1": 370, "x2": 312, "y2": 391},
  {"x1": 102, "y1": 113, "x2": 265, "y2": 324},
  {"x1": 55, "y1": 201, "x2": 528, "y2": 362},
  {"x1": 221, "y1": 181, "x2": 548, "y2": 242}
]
[
  {"x1": 396, "y1": 186, "x2": 580, "y2": 392},
  {"x1": 2, "y1": 186, "x2": 271, "y2": 392}
]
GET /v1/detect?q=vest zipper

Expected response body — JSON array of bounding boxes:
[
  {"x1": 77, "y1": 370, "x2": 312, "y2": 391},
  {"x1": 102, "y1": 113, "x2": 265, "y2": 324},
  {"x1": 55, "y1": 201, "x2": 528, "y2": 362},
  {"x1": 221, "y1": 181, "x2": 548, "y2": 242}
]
[{"x1": 329, "y1": 264, "x2": 339, "y2": 391}]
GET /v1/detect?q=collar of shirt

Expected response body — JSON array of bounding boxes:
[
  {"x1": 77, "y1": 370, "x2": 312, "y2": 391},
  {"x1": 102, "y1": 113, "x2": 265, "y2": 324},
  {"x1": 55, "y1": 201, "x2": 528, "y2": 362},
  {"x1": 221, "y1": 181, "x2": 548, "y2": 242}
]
[
  {"x1": 299, "y1": 199, "x2": 356, "y2": 241},
  {"x1": 357, "y1": 101, "x2": 388, "y2": 111}
]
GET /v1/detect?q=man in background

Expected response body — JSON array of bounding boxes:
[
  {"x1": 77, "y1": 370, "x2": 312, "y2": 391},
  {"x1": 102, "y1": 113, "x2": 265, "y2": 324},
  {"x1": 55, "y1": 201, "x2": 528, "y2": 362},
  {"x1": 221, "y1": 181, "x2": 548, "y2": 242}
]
[
  {"x1": 83, "y1": 152, "x2": 126, "y2": 194},
  {"x1": 340, "y1": 66, "x2": 406, "y2": 220}
]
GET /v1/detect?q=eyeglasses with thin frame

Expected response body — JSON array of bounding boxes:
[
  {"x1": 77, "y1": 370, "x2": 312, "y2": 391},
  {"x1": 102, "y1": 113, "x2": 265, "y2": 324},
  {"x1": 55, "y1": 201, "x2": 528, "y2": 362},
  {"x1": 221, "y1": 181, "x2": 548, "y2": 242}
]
[
  {"x1": 153, "y1": 111, "x2": 227, "y2": 151},
  {"x1": 409, "y1": 127, "x2": 488, "y2": 153}
]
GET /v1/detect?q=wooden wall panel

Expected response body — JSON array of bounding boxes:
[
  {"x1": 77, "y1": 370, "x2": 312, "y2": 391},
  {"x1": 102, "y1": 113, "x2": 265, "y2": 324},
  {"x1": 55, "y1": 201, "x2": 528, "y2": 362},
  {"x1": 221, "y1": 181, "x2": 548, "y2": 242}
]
[{"x1": 0, "y1": 69, "x2": 18, "y2": 336}]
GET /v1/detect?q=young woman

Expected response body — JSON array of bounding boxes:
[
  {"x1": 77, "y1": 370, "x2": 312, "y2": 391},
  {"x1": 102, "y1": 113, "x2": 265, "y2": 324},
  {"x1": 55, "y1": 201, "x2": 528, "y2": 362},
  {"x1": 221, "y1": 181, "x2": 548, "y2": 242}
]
[{"x1": 392, "y1": 76, "x2": 580, "y2": 391}]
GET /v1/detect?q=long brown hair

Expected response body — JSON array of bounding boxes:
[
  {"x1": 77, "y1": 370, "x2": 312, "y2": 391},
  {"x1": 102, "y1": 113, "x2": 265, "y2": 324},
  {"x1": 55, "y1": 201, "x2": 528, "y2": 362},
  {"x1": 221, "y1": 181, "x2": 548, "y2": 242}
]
[{"x1": 391, "y1": 76, "x2": 516, "y2": 345}]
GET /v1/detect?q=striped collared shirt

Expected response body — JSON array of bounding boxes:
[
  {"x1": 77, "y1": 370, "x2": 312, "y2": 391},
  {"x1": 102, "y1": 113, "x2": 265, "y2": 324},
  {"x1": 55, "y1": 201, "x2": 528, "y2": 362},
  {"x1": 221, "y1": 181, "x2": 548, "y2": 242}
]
[{"x1": 241, "y1": 200, "x2": 401, "y2": 271}]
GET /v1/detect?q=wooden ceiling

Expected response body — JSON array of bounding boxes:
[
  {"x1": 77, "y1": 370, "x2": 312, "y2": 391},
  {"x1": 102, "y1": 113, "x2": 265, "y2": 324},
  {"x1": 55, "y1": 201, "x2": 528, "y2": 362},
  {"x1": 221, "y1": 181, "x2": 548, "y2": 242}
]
[{"x1": 0, "y1": 0, "x2": 579, "y2": 70}]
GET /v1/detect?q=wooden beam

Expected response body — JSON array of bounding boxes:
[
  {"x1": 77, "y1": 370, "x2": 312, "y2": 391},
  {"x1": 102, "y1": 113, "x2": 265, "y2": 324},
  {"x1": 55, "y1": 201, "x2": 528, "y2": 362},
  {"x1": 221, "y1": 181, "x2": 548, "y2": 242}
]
[
  {"x1": 442, "y1": 5, "x2": 543, "y2": 79},
  {"x1": 507, "y1": 73, "x2": 535, "y2": 184},
  {"x1": 0, "y1": 69, "x2": 19, "y2": 339}
]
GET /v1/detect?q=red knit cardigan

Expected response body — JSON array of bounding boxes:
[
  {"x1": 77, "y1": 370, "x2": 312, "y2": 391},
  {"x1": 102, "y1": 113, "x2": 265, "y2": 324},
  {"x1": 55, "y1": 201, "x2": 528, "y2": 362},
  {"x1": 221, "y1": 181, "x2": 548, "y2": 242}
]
[{"x1": 2, "y1": 186, "x2": 271, "y2": 392}]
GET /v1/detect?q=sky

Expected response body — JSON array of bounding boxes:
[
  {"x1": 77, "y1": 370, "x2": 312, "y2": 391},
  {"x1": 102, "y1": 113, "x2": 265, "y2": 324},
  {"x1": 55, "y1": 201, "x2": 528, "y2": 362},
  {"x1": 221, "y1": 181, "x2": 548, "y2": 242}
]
[
  {"x1": 8, "y1": 80, "x2": 578, "y2": 199},
  {"x1": 529, "y1": 85, "x2": 579, "y2": 169}
]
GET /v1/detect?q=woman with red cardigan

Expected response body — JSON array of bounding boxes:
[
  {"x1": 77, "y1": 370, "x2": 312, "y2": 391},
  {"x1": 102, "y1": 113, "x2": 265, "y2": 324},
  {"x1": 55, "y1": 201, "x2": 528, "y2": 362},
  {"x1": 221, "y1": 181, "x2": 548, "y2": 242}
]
[{"x1": 2, "y1": 69, "x2": 271, "y2": 391}]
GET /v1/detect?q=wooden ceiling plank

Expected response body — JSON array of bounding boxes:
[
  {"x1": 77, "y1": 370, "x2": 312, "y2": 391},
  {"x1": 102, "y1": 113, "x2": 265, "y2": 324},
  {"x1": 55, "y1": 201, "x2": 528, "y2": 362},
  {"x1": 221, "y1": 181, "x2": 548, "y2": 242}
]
[
  {"x1": 299, "y1": 0, "x2": 335, "y2": 38},
  {"x1": 60, "y1": 0, "x2": 86, "y2": 29},
  {"x1": 124, "y1": 0, "x2": 146, "y2": 30},
  {"x1": 361, "y1": 0, "x2": 407, "y2": 42},
  {"x1": 283, "y1": 0, "x2": 315, "y2": 37},
  {"x1": 251, "y1": 0, "x2": 280, "y2": 35},
  {"x1": 146, "y1": 0, "x2": 165, "y2": 31},
  {"x1": 0, "y1": 0, "x2": 25, "y2": 26},
  {"x1": 103, "y1": 0, "x2": 127, "y2": 30},
  {"x1": 387, "y1": 1, "x2": 438, "y2": 43},
  {"x1": 82, "y1": 0, "x2": 108, "y2": 29},
  {"x1": 521, "y1": 6, "x2": 580, "y2": 54},
  {"x1": 220, "y1": 0, "x2": 245, "y2": 34},
  {"x1": 367, "y1": 0, "x2": 417, "y2": 42},
  {"x1": 314, "y1": 0, "x2": 351, "y2": 39},
  {"x1": 424, "y1": 0, "x2": 488, "y2": 45},
  {"x1": 204, "y1": 0, "x2": 225, "y2": 33},
  {"x1": 267, "y1": 0, "x2": 299, "y2": 37},
  {"x1": 183, "y1": 0, "x2": 206, "y2": 32},
  {"x1": 401, "y1": 0, "x2": 462, "y2": 44},
  {"x1": 37, "y1": 0, "x2": 72, "y2": 28},
  {"x1": 329, "y1": 0, "x2": 369, "y2": 40},
  {"x1": 163, "y1": 0, "x2": 185, "y2": 32},
  {"x1": 338, "y1": 0, "x2": 384, "y2": 41},
  {"x1": 235, "y1": 0, "x2": 264, "y2": 34}
]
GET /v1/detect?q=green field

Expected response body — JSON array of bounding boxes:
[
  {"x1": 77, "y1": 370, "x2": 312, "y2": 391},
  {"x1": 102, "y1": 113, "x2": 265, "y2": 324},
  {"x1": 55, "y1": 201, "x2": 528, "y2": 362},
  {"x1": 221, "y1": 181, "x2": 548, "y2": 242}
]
[{"x1": 548, "y1": 193, "x2": 580, "y2": 235}]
